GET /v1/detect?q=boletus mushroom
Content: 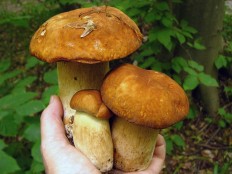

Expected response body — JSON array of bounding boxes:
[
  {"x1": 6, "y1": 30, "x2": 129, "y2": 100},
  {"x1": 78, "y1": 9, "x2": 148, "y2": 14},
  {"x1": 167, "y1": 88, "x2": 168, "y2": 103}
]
[
  {"x1": 70, "y1": 89, "x2": 113, "y2": 172},
  {"x1": 29, "y1": 6, "x2": 143, "y2": 140},
  {"x1": 101, "y1": 64, "x2": 189, "y2": 172}
]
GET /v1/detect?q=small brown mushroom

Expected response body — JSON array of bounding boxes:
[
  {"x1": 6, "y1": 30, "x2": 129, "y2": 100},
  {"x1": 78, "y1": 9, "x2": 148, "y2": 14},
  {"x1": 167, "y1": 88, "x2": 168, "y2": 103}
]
[
  {"x1": 101, "y1": 64, "x2": 189, "y2": 172},
  {"x1": 70, "y1": 89, "x2": 113, "y2": 172}
]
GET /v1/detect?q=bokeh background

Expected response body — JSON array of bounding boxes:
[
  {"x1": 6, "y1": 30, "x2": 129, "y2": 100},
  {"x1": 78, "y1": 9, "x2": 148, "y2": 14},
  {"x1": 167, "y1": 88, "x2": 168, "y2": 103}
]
[{"x1": 0, "y1": 0, "x2": 231, "y2": 173}]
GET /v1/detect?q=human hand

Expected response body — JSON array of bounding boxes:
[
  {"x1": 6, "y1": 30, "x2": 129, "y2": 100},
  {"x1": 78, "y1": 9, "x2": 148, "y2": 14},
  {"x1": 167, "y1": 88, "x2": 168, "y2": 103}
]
[
  {"x1": 41, "y1": 95, "x2": 100, "y2": 174},
  {"x1": 40, "y1": 95, "x2": 166, "y2": 174}
]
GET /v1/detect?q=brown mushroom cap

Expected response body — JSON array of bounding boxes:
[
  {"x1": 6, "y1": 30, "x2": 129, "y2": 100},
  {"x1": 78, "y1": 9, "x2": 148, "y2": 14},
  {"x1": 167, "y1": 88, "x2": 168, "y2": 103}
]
[
  {"x1": 70, "y1": 89, "x2": 112, "y2": 119},
  {"x1": 30, "y1": 6, "x2": 143, "y2": 64},
  {"x1": 101, "y1": 64, "x2": 189, "y2": 128}
]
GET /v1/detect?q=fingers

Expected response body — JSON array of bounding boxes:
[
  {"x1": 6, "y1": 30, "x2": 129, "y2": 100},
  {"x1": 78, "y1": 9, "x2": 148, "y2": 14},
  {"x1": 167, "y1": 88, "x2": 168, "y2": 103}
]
[
  {"x1": 146, "y1": 134, "x2": 166, "y2": 174},
  {"x1": 40, "y1": 95, "x2": 68, "y2": 144}
]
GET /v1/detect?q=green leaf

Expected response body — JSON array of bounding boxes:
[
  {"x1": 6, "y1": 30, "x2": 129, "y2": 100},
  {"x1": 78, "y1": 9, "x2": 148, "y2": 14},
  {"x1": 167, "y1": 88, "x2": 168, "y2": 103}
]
[
  {"x1": 213, "y1": 163, "x2": 219, "y2": 174},
  {"x1": 0, "y1": 15, "x2": 31, "y2": 28},
  {"x1": 42, "y1": 85, "x2": 58, "y2": 105},
  {"x1": 183, "y1": 67, "x2": 197, "y2": 75},
  {"x1": 0, "y1": 111, "x2": 9, "y2": 121},
  {"x1": 183, "y1": 74, "x2": 199, "y2": 90},
  {"x1": 173, "y1": 74, "x2": 182, "y2": 84},
  {"x1": 44, "y1": 69, "x2": 58, "y2": 85},
  {"x1": 219, "y1": 120, "x2": 226, "y2": 128},
  {"x1": 182, "y1": 31, "x2": 193, "y2": 39},
  {"x1": 172, "y1": 62, "x2": 182, "y2": 73},
  {"x1": 172, "y1": 57, "x2": 188, "y2": 73},
  {"x1": 220, "y1": 163, "x2": 230, "y2": 174},
  {"x1": 140, "y1": 48, "x2": 154, "y2": 57},
  {"x1": 175, "y1": 32, "x2": 186, "y2": 44},
  {"x1": 0, "y1": 92, "x2": 37, "y2": 110},
  {"x1": 180, "y1": 20, "x2": 197, "y2": 34},
  {"x1": 16, "y1": 100, "x2": 45, "y2": 116},
  {"x1": 0, "y1": 150, "x2": 20, "y2": 174},
  {"x1": 165, "y1": 138, "x2": 173, "y2": 155},
  {"x1": 173, "y1": 121, "x2": 183, "y2": 130},
  {"x1": 188, "y1": 60, "x2": 204, "y2": 71},
  {"x1": 23, "y1": 123, "x2": 40, "y2": 142},
  {"x1": 224, "y1": 86, "x2": 232, "y2": 96},
  {"x1": 184, "y1": 26, "x2": 197, "y2": 34},
  {"x1": 139, "y1": 57, "x2": 155, "y2": 69},
  {"x1": 0, "y1": 115, "x2": 19, "y2": 136},
  {"x1": 32, "y1": 140, "x2": 43, "y2": 163},
  {"x1": 0, "y1": 140, "x2": 7, "y2": 150},
  {"x1": 151, "y1": 61, "x2": 162, "y2": 72},
  {"x1": 148, "y1": 29, "x2": 158, "y2": 42},
  {"x1": 219, "y1": 108, "x2": 232, "y2": 123},
  {"x1": 187, "y1": 107, "x2": 197, "y2": 119},
  {"x1": 28, "y1": 160, "x2": 44, "y2": 174},
  {"x1": 25, "y1": 56, "x2": 41, "y2": 69},
  {"x1": 171, "y1": 134, "x2": 185, "y2": 147},
  {"x1": 0, "y1": 70, "x2": 21, "y2": 85},
  {"x1": 161, "y1": 17, "x2": 172, "y2": 27},
  {"x1": 12, "y1": 76, "x2": 37, "y2": 93},
  {"x1": 157, "y1": 29, "x2": 174, "y2": 51},
  {"x1": 156, "y1": 2, "x2": 169, "y2": 11},
  {"x1": 193, "y1": 39, "x2": 206, "y2": 50},
  {"x1": 127, "y1": 8, "x2": 141, "y2": 18},
  {"x1": 218, "y1": 108, "x2": 226, "y2": 116},
  {"x1": 172, "y1": 57, "x2": 188, "y2": 67},
  {"x1": 215, "y1": 55, "x2": 227, "y2": 69},
  {"x1": 198, "y1": 73, "x2": 219, "y2": 87},
  {"x1": 145, "y1": 12, "x2": 160, "y2": 23}
]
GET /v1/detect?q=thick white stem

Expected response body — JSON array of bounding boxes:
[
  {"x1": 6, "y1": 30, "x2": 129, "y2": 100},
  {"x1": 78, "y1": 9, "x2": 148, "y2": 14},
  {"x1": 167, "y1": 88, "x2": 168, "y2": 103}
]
[
  {"x1": 57, "y1": 62, "x2": 109, "y2": 138},
  {"x1": 73, "y1": 111, "x2": 113, "y2": 172},
  {"x1": 112, "y1": 117, "x2": 159, "y2": 172}
]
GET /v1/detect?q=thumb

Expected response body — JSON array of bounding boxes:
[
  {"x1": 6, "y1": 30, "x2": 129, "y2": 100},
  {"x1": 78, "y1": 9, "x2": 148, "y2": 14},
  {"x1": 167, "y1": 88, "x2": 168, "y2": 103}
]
[{"x1": 41, "y1": 95, "x2": 68, "y2": 144}]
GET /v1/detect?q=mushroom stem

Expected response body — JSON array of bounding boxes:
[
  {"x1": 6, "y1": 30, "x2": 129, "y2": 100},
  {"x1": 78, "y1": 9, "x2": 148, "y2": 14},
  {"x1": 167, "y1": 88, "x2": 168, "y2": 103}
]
[
  {"x1": 57, "y1": 61, "x2": 109, "y2": 138},
  {"x1": 112, "y1": 117, "x2": 159, "y2": 172},
  {"x1": 73, "y1": 111, "x2": 113, "y2": 172}
]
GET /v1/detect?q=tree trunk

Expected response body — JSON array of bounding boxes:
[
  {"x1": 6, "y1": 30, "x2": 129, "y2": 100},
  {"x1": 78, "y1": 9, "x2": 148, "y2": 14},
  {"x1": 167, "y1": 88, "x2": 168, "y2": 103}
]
[{"x1": 177, "y1": 0, "x2": 224, "y2": 116}]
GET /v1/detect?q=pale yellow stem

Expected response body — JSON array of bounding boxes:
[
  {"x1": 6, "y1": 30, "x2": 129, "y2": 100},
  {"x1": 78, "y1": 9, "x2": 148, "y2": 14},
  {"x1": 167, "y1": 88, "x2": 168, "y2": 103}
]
[
  {"x1": 112, "y1": 117, "x2": 159, "y2": 172},
  {"x1": 57, "y1": 61, "x2": 109, "y2": 138}
]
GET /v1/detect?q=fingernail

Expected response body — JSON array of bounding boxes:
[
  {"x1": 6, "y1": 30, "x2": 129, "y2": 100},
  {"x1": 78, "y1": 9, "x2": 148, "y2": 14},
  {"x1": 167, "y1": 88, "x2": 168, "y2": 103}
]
[{"x1": 49, "y1": 95, "x2": 55, "y2": 104}]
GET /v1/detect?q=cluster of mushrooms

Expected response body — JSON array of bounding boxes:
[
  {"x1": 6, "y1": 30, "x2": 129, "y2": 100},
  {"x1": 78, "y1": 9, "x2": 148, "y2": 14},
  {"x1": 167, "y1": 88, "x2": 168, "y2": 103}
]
[{"x1": 30, "y1": 6, "x2": 189, "y2": 173}]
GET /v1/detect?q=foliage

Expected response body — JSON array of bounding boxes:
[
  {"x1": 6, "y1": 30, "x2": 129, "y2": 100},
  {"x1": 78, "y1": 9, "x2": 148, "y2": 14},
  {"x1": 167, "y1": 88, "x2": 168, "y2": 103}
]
[
  {"x1": 0, "y1": 54, "x2": 58, "y2": 173},
  {"x1": 0, "y1": 0, "x2": 231, "y2": 173}
]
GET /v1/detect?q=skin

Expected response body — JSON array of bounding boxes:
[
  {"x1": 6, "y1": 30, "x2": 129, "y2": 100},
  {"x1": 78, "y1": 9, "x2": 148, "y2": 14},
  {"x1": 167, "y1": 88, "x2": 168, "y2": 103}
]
[{"x1": 41, "y1": 95, "x2": 166, "y2": 174}]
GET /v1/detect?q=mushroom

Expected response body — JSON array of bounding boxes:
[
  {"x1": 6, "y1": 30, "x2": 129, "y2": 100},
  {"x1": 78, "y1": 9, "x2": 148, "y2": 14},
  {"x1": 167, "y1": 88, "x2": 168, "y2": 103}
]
[
  {"x1": 29, "y1": 6, "x2": 143, "y2": 139},
  {"x1": 70, "y1": 89, "x2": 113, "y2": 172},
  {"x1": 101, "y1": 64, "x2": 189, "y2": 172}
]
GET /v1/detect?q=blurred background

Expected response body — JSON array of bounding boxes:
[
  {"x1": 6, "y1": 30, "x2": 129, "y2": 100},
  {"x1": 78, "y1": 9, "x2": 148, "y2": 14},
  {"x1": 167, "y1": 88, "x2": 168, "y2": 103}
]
[{"x1": 0, "y1": 0, "x2": 231, "y2": 173}]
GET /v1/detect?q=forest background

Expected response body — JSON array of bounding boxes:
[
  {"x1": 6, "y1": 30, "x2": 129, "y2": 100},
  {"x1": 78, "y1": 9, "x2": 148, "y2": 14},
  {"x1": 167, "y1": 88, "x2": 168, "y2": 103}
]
[{"x1": 0, "y1": 0, "x2": 231, "y2": 173}]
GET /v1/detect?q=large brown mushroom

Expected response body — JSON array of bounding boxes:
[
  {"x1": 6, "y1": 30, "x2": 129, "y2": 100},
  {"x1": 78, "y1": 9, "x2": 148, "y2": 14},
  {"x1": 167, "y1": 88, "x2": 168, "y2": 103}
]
[
  {"x1": 101, "y1": 64, "x2": 189, "y2": 172},
  {"x1": 70, "y1": 89, "x2": 113, "y2": 172},
  {"x1": 30, "y1": 6, "x2": 142, "y2": 140}
]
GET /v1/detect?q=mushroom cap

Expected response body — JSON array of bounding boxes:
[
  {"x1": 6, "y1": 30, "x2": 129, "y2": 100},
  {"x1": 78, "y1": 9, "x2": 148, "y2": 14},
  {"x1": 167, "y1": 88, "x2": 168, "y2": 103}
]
[
  {"x1": 30, "y1": 6, "x2": 143, "y2": 64},
  {"x1": 70, "y1": 89, "x2": 112, "y2": 119},
  {"x1": 101, "y1": 64, "x2": 189, "y2": 128}
]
